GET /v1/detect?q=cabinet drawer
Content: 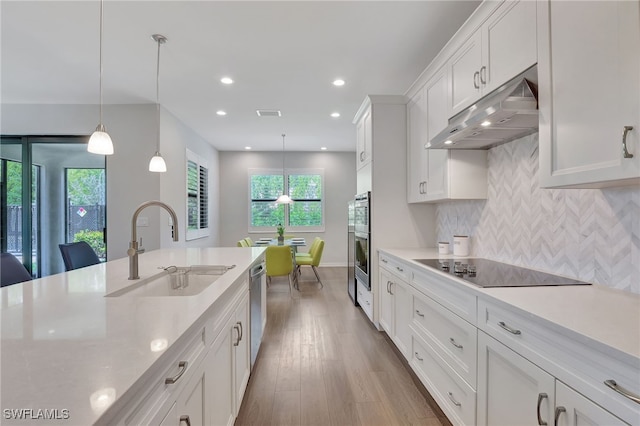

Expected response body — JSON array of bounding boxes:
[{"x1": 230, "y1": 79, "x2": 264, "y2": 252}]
[
  {"x1": 357, "y1": 280, "x2": 373, "y2": 322},
  {"x1": 478, "y1": 298, "x2": 640, "y2": 425},
  {"x1": 124, "y1": 327, "x2": 207, "y2": 426},
  {"x1": 379, "y1": 253, "x2": 411, "y2": 282},
  {"x1": 411, "y1": 334, "x2": 476, "y2": 426},
  {"x1": 412, "y1": 268, "x2": 477, "y2": 324},
  {"x1": 411, "y1": 291, "x2": 477, "y2": 388}
]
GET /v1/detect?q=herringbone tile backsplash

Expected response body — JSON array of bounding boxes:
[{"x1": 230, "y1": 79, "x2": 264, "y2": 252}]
[{"x1": 436, "y1": 134, "x2": 640, "y2": 294}]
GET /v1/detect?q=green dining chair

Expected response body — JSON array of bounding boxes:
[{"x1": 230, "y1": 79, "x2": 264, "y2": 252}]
[
  {"x1": 296, "y1": 239, "x2": 324, "y2": 287},
  {"x1": 237, "y1": 239, "x2": 248, "y2": 247},
  {"x1": 244, "y1": 237, "x2": 254, "y2": 246},
  {"x1": 265, "y1": 245, "x2": 295, "y2": 294},
  {"x1": 295, "y1": 237, "x2": 321, "y2": 260}
]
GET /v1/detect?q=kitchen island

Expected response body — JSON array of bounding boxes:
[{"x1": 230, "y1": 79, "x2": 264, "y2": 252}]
[
  {"x1": 378, "y1": 248, "x2": 640, "y2": 425},
  {"x1": 1, "y1": 247, "x2": 265, "y2": 425}
]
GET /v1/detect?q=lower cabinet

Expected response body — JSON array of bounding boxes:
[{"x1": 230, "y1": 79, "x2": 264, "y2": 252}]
[
  {"x1": 379, "y1": 267, "x2": 412, "y2": 357},
  {"x1": 477, "y1": 331, "x2": 554, "y2": 426},
  {"x1": 555, "y1": 381, "x2": 628, "y2": 426},
  {"x1": 356, "y1": 280, "x2": 373, "y2": 322}
]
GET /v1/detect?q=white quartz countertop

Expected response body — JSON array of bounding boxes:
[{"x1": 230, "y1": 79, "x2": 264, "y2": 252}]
[
  {"x1": 379, "y1": 248, "x2": 640, "y2": 364},
  {"x1": 0, "y1": 247, "x2": 265, "y2": 425}
]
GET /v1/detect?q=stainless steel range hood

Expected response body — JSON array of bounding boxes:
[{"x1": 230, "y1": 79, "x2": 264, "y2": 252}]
[{"x1": 428, "y1": 68, "x2": 538, "y2": 150}]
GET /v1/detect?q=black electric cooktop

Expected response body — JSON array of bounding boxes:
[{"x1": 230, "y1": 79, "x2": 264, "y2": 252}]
[{"x1": 414, "y1": 258, "x2": 590, "y2": 288}]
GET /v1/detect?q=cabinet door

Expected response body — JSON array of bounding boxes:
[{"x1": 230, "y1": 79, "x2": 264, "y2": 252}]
[
  {"x1": 482, "y1": 0, "x2": 537, "y2": 93},
  {"x1": 477, "y1": 332, "x2": 555, "y2": 426},
  {"x1": 233, "y1": 293, "x2": 251, "y2": 415},
  {"x1": 209, "y1": 318, "x2": 234, "y2": 426},
  {"x1": 357, "y1": 110, "x2": 373, "y2": 170},
  {"x1": 393, "y1": 279, "x2": 412, "y2": 359},
  {"x1": 407, "y1": 89, "x2": 429, "y2": 203},
  {"x1": 555, "y1": 381, "x2": 628, "y2": 426},
  {"x1": 538, "y1": 0, "x2": 640, "y2": 188},
  {"x1": 175, "y1": 362, "x2": 207, "y2": 426},
  {"x1": 356, "y1": 115, "x2": 366, "y2": 170},
  {"x1": 450, "y1": 31, "x2": 482, "y2": 115},
  {"x1": 363, "y1": 110, "x2": 372, "y2": 166},
  {"x1": 378, "y1": 268, "x2": 394, "y2": 334}
]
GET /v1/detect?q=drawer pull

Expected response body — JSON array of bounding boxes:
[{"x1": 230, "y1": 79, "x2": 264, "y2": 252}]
[
  {"x1": 553, "y1": 407, "x2": 565, "y2": 426},
  {"x1": 233, "y1": 324, "x2": 241, "y2": 347},
  {"x1": 414, "y1": 352, "x2": 423, "y2": 362},
  {"x1": 473, "y1": 71, "x2": 480, "y2": 89},
  {"x1": 498, "y1": 321, "x2": 522, "y2": 335},
  {"x1": 238, "y1": 321, "x2": 243, "y2": 342},
  {"x1": 381, "y1": 258, "x2": 388, "y2": 263},
  {"x1": 389, "y1": 281, "x2": 394, "y2": 296},
  {"x1": 415, "y1": 309, "x2": 425, "y2": 318},
  {"x1": 622, "y1": 126, "x2": 634, "y2": 159},
  {"x1": 180, "y1": 415, "x2": 191, "y2": 426},
  {"x1": 165, "y1": 361, "x2": 188, "y2": 384},
  {"x1": 449, "y1": 337, "x2": 463, "y2": 349},
  {"x1": 396, "y1": 266, "x2": 404, "y2": 273},
  {"x1": 604, "y1": 379, "x2": 640, "y2": 404},
  {"x1": 537, "y1": 393, "x2": 548, "y2": 425},
  {"x1": 447, "y1": 391, "x2": 462, "y2": 407}
]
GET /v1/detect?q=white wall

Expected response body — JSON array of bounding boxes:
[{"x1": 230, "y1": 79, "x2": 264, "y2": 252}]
[
  {"x1": 219, "y1": 151, "x2": 356, "y2": 266},
  {"x1": 1, "y1": 103, "x2": 219, "y2": 266}
]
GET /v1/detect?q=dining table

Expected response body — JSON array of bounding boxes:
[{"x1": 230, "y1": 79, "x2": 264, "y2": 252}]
[{"x1": 254, "y1": 237, "x2": 306, "y2": 289}]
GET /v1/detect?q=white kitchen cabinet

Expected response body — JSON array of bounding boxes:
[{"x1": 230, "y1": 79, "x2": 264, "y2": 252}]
[
  {"x1": 537, "y1": 0, "x2": 640, "y2": 188},
  {"x1": 208, "y1": 316, "x2": 234, "y2": 426},
  {"x1": 555, "y1": 381, "x2": 628, "y2": 426},
  {"x1": 173, "y1": 360, "x2": 207, "y2": 426},
  {"x1": 378, "y1": 263, "x2": 412, "y2": 358},
  {"x1": 355, "y1": 108, "x2": 372, "y2": 170},
  {"x1": 407, "y1": 67, "x2": 488, "y2": 203},
  {"x1": 356, "y1": 279, "x2": 373, "y2": 322},
  {"x1": 233, "y1": 292, "x2": 251, "y2": 414},
  {"x1": 477, "y1": 331, "x2": 555, "y2": 426},
  {"x1": 449, "y1": 0, "x2": 537, "y2": 115}
]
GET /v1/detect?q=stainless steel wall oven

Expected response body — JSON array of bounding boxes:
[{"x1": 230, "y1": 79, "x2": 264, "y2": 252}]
[{"x1": 354, "y1": 192, "x2": 370, "y2": 290}]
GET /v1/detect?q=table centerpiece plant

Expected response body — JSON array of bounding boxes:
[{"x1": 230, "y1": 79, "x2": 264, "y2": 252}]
[{"x1": 277, "y1": 224, "x2": 285, "y2": 245}]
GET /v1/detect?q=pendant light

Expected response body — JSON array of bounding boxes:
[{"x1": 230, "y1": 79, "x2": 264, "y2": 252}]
[
  {"x1": 87, "y1": 0, "x2": 114, "y2": 155},
  {"x1": 148, "y1": 34, "x2": 167, "y2": 173},
  {"x1": 275, "y1": 133, "x2": 293, "y2": 204}
]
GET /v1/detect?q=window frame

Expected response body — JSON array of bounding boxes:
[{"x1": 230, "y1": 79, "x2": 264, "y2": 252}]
[{"x1": 248, "y1": 168, "x2": 325, "y2": 233}]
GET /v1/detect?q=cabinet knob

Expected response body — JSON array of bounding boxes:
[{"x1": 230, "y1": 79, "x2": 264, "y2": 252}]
[{"x1": 622, "y1": 126, "x2": 634, "y2": 159}]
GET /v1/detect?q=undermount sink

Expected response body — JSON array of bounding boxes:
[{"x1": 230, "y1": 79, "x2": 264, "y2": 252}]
[{"x1": 106, "y1": 265, "x2": 235, "y2": 297}]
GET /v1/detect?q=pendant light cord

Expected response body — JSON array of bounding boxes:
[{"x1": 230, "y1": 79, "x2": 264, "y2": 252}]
[
  {"x1": 156, "y1": 37, "x2": 161, "y2": 151},
  {"x1": 282, "y1": 133, "x2": 286, "y2": 180},
  {"x1": 98, "y1": 0, "x2": 104, "y2": 125}
]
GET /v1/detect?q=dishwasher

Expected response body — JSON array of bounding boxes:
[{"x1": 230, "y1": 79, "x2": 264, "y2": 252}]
[{"x1": 249, "y1": 262, "x2": 266, "y2": 370}]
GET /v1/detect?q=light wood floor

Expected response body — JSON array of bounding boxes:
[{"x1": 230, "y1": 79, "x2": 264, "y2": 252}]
[{"x1": 235, "y1": 267, "x2": 447, "y2": 426}]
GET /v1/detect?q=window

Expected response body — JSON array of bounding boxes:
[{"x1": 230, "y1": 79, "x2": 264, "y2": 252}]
[
  {"x1": 249, "y1": 168, "x2": 324, "y2": 233},
  {"x1": 186, "y1": 149, "x2": 209, "y2": 240}
]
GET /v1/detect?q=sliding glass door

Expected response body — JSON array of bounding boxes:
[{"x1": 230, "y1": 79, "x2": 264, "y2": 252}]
[{"x1": 0, "y1": 136, "x2": 105, "y2": 277}]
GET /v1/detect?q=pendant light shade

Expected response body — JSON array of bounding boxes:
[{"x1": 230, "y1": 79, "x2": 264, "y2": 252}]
[
  {"x1": 149, "y1": 151, "x2": 167, "y2": 172},
  {"x1": 88, "y1": 0, "x2": 114, "y2": 155},
  {"x1": 275, "y1": 133, "x2": 293, "y2": 205},
  {"x1": 149, "y1": 34, "x2": 167, "y2": 173}
]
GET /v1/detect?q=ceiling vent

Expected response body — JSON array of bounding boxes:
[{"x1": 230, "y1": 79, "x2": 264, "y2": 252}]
[{"x1": 256, "y1": 109, "x2": 282, "y2": 117}]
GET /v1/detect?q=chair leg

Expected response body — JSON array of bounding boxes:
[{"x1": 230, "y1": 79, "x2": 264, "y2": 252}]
[
  {"x1": 287, "y1": 273, "x2": 293, "y2": 296},
  {"x1": 312, "y1": 266, "x2": 323, "y2": 288}
]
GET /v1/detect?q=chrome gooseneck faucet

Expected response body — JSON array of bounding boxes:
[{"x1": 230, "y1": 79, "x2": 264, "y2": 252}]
[{"x1": 128, "y1": 200, "x2": 179, "y2": 280}]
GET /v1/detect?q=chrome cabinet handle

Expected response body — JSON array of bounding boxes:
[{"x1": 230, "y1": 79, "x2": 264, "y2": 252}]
[
  {"x1": 415, "y1": 309, "x2": 425, "y2": 318},
  {"x1": 165, "y1": 361, "x2": 188, "y2": 384},
  {"x1": 414, "y1": 352, "x2": 423, "y2": 361},
  {"x1": 498, "y1": 321, "x2": 522, "y2": 335},
  {"x1": 537, "y1": 393, "x2": 548, "y2": 425},
  {"x1": 381, "y1": 259, "x2": 388, "y2": 263},
  {"x1": 604, "y1": 379, "x2": 640, "y2": 404},
  {"x1": 473, "y1": 71, "x2": 480, "y2": 89},
  {"x1": 180, "y1": 415, "x2": 191, "y2": 426},
  {"x1": 447, "y1": 391, "x2": 462, "y2": 407},
  {"x1": 554, "y1": 407, "x2": 565, "y2": 426},
  {"x1": 238, "y1": 321, "x2": 243, "y2": 342},
  {"x1": 480, "y1": 65, "x2": 487, "y2": 85},
  {"x1": 418, "y1": 182, "x2": 423, "y2": 194},
  {"x1": 622, "y1": 126, "x2": 634, "y2": 158},
  {"x1": 396, "y1": 266, "x2": 404, "y2": 273},
  {"x1": 360, "y1": 151, "x2": 365, "y2": 161},
  {"x1": 449, "y1": 337, "x2": 463, "y2": 349},
  {"x1": 389, "y1": 281, "x2": 394, "y2": 296}
]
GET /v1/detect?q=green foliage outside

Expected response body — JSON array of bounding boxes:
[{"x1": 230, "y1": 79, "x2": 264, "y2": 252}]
[
  {"x1": 250, "y1": 173, "x2": 323, "y2": 228},
  {"x1": 73, "y1": 230, "x2": 106, "y2": 259},
  {"x1": 66, "y1": 169, "x2": 106, "y2": 205}
]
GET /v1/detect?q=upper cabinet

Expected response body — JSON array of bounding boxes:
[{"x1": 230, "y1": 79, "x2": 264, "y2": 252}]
[
  {"x1": 355, "y1": 108, "x2": 372, "y2": 170},
  {"x1": 449, "y1": 0, "x2": 537, "y2": 115},
  {"x1": 537, "y1": 0, "x2": 640, "y2": 188},
  {"x1": 408, "y1": 65, "x2": 488, "y2": 203}
]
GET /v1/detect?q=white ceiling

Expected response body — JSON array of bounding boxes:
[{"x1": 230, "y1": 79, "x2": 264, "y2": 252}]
[{"x1": 1, "y1": 1, "x2": 480, "y2": 152}]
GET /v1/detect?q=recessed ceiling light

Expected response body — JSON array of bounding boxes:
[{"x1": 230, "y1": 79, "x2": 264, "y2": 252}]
[
  {"x1": 244, "y1": 146, "x2": 252, "y2": 150},
  {"x1": 320, "y1": 147, "x2": 327, "y2": 151},
  {"x1": 481, "y1": 120, "x2": 491, "y2": 126},
  {"x1": 330, "y1": 112, "x2": 340, "y2": 118},
  {"x1": 216, "y1": 110, "x2": 227, "y2": 116},
  {"x1": 444, "y1": 140, "x2": 454, "y2": 145},
  {"x1": 220, "y1": 77, "x2": 233, "y2": 85},
  {"x1": 333, "y1": 79, "x2": 345, "y2": 87}
]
